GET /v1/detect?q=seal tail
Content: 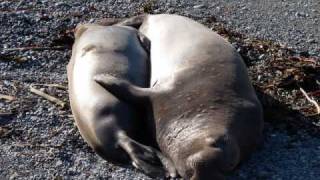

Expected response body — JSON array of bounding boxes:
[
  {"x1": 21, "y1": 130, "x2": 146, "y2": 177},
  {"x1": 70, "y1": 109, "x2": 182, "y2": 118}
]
[{"x1": 116, "y1": 131, "x2": 177, "y2": 178}]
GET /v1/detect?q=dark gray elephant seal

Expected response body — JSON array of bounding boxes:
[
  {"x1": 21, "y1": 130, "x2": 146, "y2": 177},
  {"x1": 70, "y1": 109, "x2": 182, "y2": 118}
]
[
  {"x1": 95, "y1": 14, "x2": 264, "y2": 180},
  {"x1": 67, "y1": 23, "x2": 169, "y2": 177}
]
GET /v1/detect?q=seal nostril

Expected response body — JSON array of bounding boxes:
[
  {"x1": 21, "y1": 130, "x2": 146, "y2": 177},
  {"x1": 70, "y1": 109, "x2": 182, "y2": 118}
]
[{"x1": 205, "y1": 137, "x2": 217, "y2": 146}]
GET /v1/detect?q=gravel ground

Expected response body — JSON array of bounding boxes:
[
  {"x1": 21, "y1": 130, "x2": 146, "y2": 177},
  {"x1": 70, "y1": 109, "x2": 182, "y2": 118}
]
[{"x1": 0, "y1": 0, "x2": 319, "y2": 179}]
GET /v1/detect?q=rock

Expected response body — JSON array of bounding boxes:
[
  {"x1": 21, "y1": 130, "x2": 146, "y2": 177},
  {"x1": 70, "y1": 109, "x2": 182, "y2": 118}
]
[
  {"x1": 9, "y1": 172, "x2": 18, "y2": 180},
  {"x1": 307, "y1": 39, "x2": 316, "y2": 43},
  {"x1": 193, "y1": 4, "x2": 205, "y2": 9},
  {"x1": 56, "y1": 160, "x2": 63, "y2": 167},
  {"x1": 166, "y1": 8, "x2": 175, "y2": 13}
]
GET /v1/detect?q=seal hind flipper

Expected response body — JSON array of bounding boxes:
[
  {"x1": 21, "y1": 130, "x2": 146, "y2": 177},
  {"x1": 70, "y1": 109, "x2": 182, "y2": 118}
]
[
  {"x1": 117, "y1": 14, "x2": 148, "y2": 29},
  {"x1": 116, "y1": 131, "x2": 166, "y2": 177}
]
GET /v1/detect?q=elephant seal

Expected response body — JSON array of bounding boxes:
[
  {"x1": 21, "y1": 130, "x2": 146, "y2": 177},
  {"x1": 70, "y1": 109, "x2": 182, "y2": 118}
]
[
  {"x1": 95, "y1": 14, "x2": 264, "y2": 180},
  {"x1": 67, "y1": 23, "x2": 169, "y2": 177}
]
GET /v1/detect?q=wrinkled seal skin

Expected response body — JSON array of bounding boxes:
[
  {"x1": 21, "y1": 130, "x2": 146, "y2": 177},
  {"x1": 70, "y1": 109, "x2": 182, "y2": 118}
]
[
  {"x1": 95, "y1": 14, "x2": 264, "y2": 180},
  {"x1": 67, "y1": 23, "x2": 168, "y2": 177}
]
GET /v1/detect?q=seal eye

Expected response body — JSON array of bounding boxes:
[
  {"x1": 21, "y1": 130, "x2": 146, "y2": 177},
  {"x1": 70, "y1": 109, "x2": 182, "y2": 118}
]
[{"x1": 81, "y1": 44, "x2": 97, "y2": 57}]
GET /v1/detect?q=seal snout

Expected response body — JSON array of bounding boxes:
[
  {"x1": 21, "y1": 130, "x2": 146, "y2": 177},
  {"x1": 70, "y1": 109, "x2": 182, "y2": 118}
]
[
  {"x1": 185, "y1": 147, "x2": 226, "y2": 180},
  {"x1": 180, "y1": 135, "x2": 240, "y2": 180}
]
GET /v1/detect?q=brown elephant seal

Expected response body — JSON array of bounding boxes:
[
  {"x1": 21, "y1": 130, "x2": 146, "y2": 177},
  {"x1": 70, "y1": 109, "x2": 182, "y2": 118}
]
[
  {"x1": 67, "y1": 23, "x2": 170, "y2": 177},
  {"x1": 95, "y1": 14, "x2": 264, "y2": 180}
]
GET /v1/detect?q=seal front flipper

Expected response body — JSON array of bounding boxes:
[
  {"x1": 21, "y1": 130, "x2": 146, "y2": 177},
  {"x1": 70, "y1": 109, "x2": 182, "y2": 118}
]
[{"x1": 94, "y1": 74, "x2": 156, "y2": 103}]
